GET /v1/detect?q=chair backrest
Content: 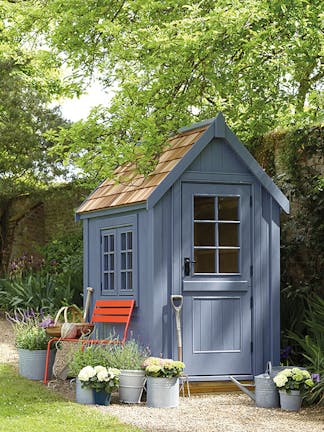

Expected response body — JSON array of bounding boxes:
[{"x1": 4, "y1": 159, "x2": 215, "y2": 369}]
[{"x1": 90, "y1": 299, "x2": 135, "y2": 343}]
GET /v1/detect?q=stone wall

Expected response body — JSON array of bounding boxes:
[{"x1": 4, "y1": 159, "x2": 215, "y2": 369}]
[{"x1": 0, "y1": 185, "x2": 90, "y2": 272}]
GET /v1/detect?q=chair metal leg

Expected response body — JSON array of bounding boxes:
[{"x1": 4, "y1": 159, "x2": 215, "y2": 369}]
[{"x1": 43, "y1": 338, "x2": 59, "y2": 385}]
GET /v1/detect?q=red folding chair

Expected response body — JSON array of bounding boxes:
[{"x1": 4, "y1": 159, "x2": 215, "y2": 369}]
[{"x1": 43, "y1": 299, "x2": 135, "y2": 384}]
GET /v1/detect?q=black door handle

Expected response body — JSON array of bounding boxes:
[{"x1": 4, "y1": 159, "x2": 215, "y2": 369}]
[{"x1": 184, "y1": 257, "x2": 196, "y2": 276}]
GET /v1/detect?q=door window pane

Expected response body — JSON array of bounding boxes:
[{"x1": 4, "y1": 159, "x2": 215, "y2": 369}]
[
  {"x1": 194, "y1": 196, "x2": 215, "y2": 220},
  {"x1": 194, "y1": 223, "x2": 215, "y2": 246},
  {"x1": 194, "y1": 249, "x2": 216, "y2": 273},
  {"x1": 219, "y1": 249, "x2": 239, "y2": 273},
  {"x1": 218, "y1": 197, "x2": 239, "y2": 221},
  {"x1": 218, "y1": 224, "x2": 239, "y2": 247},
  {"x1": 192, "y1": 195, "x2": 241, "y2": 275}
]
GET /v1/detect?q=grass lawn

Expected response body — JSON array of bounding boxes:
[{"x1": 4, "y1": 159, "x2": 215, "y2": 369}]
[{"x1": 0, "y1": 364, "x2": 142, "y2": 432}]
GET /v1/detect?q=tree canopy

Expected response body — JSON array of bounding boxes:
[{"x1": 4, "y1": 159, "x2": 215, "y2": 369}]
[
  {"x1": 0, "y1": 1, "x2": 73, "y2": 199},
  {"x1": 4, "y1": 0, "x2": 324, "y2": 182}
]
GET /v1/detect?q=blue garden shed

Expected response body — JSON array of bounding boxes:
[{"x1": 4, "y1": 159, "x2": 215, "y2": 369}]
[{"x1": 76, "y1": 113, "x2": 289, "y2": 381}]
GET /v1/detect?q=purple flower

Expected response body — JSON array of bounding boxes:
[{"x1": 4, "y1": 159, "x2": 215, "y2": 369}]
[
  {"x1": 280, "y1": 345, "x2": 292, "y2": 360},
  {"x1": 39, "y1": 316, "x2": 54, "y2": 328},
  {"x1": 311, "y1": 373, "x2": 321, "y2": 383}
]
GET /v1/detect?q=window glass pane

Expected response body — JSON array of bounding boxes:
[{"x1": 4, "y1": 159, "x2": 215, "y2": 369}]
[
  {"x1": 121, "y1": 252, "x2": 126, "y2": 270},
  {"x1": 127, "y1": 252, "x2": 132, "y2": 269},
  {"x1": 218, "y1": 197, "x2": 239, "y2": 221},
  {"x1": 219, "y1": 224, "x2": 239, "y2": 247},
  {"x1": 194, "y1": 223, "x2": 215, "y2": 246},
  {"x1": 194, "y1": 196, "x2": 215, "y2": 220},
  {"x1": 121, "y1": 233, "x2": 126, "y2": 250},
  {"x1": 104, "y1": 236, "x2": 108, "y2": 253},
  {"x1": 109, "y1": 254, "x2": 114, "y2": 271},
  {"x1": 121, "y1": 272, "x2": 126, "y2": 290},
  {"x1": 109, "y1": 235, "x2": 114, "y2": 252},
  {"x1": 128, "y1": 272, "x2": 132, "y2": 290},
  {"x1": 194, "y1": 249, "x2": 216, "y2": 273},
  {"x1": 104, "y1": 255, "x2": 108, "y2": 271},
  {"x1": 127, "y1": 232, "x2": 132, "y2": 249},
  {"x1": 109, "y1": 273, "x2": 114, "y2": 290},
  {"x1": 104, "y1": 273, "x2": 108, "y2": 290},
  {"x1": 219, "y1": 249, "x2": 239, "y2": 273}
]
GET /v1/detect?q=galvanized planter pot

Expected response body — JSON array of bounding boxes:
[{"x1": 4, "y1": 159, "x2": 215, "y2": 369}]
[
  {"x1": 75, "y1": 378, "x2": 95, "y2": 404},
  {"x1": 146, "y1": 377, "x2": 179, "y2": 408},
  {"x1": 119, "y1": 369, "x2": 146, "y2": 404},
  {"x1": 279, "y1": 390, "x2": 302, "y2": 411},
  {"x1": 18, "y1": 349, "x2": 56, "y2": 381}
]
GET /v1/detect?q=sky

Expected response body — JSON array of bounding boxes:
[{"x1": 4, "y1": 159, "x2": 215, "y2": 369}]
[{"x1": 60, "y1": 81, "x2": 110, "y2": 122}]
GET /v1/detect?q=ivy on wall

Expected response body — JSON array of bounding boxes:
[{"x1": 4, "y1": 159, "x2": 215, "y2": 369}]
[{"x1": 251, "y1": 125, "x2": 324, "y2": 339}]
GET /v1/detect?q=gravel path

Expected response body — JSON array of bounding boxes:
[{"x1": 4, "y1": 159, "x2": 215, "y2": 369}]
[{"x1": 1, "y1": 316, "x2": 323, "y2": 432}]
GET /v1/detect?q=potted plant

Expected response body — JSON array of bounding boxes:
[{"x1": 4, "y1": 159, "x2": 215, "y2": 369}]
[
  {"x1": 106, "y1": 339, "x2": 149, "y2": 404},
  {"x1": 273, "y1": 367, "x2": 314, "y2": 411},
  {"x1": 78, "y1": 365, "x2": 120, "y2": 405},
  {"x1": 8, "y1": 309, "x2": 57, "y2": 380},
  {"x1": 142, "y1": 357, "x2": 185, "y2": 408},
  {"x1": 68, "y1": 343, "x2": 112, "y2": 404}
]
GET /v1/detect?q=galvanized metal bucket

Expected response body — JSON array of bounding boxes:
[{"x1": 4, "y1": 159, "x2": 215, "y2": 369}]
[
  {"x1": 119, "y1": 369, "x2": 146, "y2": 404},
  {"x1": 146, "y1": 377, "x2": 179, "y2": 408}
]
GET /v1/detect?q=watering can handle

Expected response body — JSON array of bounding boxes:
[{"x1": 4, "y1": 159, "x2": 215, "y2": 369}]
[{"x1": 265, "y1": 361, "x2": 272, "y2": 376}]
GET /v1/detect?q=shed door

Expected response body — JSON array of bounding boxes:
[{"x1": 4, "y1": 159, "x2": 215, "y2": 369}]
[{"x1": 181, "y1": 183, "x2": 252, "y2": 376}]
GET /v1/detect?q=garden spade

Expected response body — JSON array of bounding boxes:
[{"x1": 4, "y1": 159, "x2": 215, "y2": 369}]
[
  {"x1": 170, "y1": 295, "x2": 183, "y2": 362},
  {"x1": 171, "y1": 295, "x2": 190, "y2": 397},
  {"x1": 83, "y1": 286, "x2": 94, "y2": 321}
]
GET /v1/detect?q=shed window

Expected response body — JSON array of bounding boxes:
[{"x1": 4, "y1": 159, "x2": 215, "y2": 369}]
[
  {"x1": 193, "y1": 195, "x2": 240, "y2": 274},
  {"x1": 101, "y1": 227, "x2": 136, "y2": 296}
]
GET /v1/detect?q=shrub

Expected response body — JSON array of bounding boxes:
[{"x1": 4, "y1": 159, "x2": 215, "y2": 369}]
[
  {"x1": 288, "y1": 296, "x2": 324, "y2": 405},
  {"x1": 0, "y1": 271, "x2": 75, "y2": 314},
  {"x1": 68, "y1": 344, "x2": 115, "y2": 377},
  {"x1": 7, "y1": 310, "x2": 52, "y2": 350},
  {"x1": 104, "y1": 339, "x2": 150, "y2": 370}
]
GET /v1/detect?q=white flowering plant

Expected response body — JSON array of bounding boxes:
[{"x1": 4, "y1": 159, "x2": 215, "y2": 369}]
[
  {"x1": 78, "y1": 365, "x2": 120, "y2": 392},
  {"x1": 142, "y1": 357, "x2": 185, "y2": 378},
  {"x1": 273, "y1": 367, "x2": 314, "y2": 393}
]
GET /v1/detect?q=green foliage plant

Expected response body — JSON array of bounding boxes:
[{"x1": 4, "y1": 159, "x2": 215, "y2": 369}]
[
  {"x1": 16, "y1": 0, "x2": 323, "y2": 181},
  {"x1": 273, "y1": 367, "x2": 314, "y2": 393},
  {"x1": 68, "y1": 344, "x2": 114, "y2": 377},
  {"x1": 288, "y1": 296, "x2": 324, "y2": 405},
  {"x1": 9, "y1": 313, "x2": 52, "y2": 350},
  {"x1": 0, "y1": 271, "x2": 74, "y2": 314},
  {"x1": 104, "y1": 339, "x2": 150, "y2": 370}
]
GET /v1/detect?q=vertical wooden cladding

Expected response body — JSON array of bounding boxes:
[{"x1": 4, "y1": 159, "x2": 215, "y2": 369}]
[
  {"x1": 152, "y1": 189, "x2": 173, "y2": 357},
  {"x1": 260, "y1": 187, "x2": 281, "y2": 367}
]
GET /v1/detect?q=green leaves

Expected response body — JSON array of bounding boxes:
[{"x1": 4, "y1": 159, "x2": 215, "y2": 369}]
[{"x1": 13, "y1": 0, "x2": 321, "y2": 179}]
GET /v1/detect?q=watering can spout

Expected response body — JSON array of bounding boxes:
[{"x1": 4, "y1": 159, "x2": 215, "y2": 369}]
[{"x1": 229, "y1": 376, "x2": 255, "y2": 401}]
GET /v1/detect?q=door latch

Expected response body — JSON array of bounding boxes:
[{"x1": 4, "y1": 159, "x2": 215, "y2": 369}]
[{"x1": 184, "y1": 257, "x2": 196, "y2": 276}]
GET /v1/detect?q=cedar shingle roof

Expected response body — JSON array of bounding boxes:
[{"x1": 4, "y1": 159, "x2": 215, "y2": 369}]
[{"x1": 77, "y1": 125, "x2": 208, "y2": 214}]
